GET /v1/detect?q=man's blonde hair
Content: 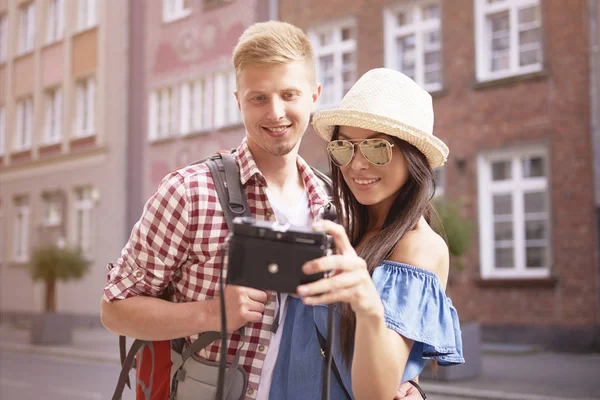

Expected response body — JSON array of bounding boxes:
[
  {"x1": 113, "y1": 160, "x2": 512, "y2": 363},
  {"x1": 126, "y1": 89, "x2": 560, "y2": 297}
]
[{"x1": 232, "y1": 21, "x2": 316, "y2": 87}]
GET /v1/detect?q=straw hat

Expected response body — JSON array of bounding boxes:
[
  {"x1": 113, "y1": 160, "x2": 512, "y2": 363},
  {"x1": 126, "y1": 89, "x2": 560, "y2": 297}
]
[{"x1": 312, "y1": 68, "x2": 448, "y2": 168}]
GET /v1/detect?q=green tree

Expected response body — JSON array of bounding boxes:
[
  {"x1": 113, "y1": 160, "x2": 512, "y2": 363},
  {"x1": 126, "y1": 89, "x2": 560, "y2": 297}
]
[
  {"x1": 28, "y1": 245, "x2": 90, "y2": 312},
  {"x1": 432, "y1": 199, "x2": 473, "y2": 270}
]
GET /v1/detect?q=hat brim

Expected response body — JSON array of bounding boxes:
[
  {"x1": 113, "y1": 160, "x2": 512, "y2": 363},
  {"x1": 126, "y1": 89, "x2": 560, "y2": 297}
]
[{"x1": 312, "y1": 108, "x2": 448, "y2": 168}]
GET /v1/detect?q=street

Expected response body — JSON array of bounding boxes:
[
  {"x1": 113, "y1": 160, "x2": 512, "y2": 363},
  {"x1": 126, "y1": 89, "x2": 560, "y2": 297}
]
[
  {"x1": 0, "y1": 349, "x2": 472, "y2": 400},
  {"x1": 0, "y1": 350, "x2": 135, "y2": 400}
]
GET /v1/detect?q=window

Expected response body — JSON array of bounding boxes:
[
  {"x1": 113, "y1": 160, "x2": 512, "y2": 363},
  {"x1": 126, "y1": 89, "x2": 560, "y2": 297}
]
[
  {"x1": 163, "y1": 0, "x2": 191, "y2": 22},
  {"x1": 180, "y1": 79, "x2": 212, "y2": 135},
  {"x1": 42, "y1": 192, "x2": 62, "y2": 227},
  {"x1": 384, "y1": 1, "x2": 442, "y2": 92},
  {"x1": 213, "y1": 71, "x2": 241, "y2": 129},
  {"x1": 44, "y1": 87, "x2": 62, "y2": 144},
  {"x1": 477, "y1": 146, "x2": 550, "y2": 279},
  {"x1": 0, "y1": 14, "x2": 7, "y2": 63},
  {"x1": 0, "y1": 106, "x2": 5, "y2": 156},
  {"x1": 46, "y1": 0, "x2": 64, "y2": 44},
  {"x1": 13, "y1": 196, "x2": 30, "y2": 263},
  {"x1": 74, "y1": 187, "x2": 94, "y2": 255},
  {"x1": 309, "y1": 20, "x2": 357, "y2": 109},
  {"x1": 475, "y1": 0, "x2": 543, "y2": 81},
  {"x1": 149, "y1": 88, "x2": 173, "y2": 140},
  {"x1": 75, "y1": 77, "x2": 95, "y2": 137},
  {"x1": 16, "y1": 97, "x2": 33, "y2": 151},
  {"x1": 77, "y1": 0, "x2": 97, "y2": 32},
  {"x1": 433, "y1": 166, "x2": 445, "y2": 197},
  {"x1": 18, "y1": 2, "x2": 36, "y2": 55}
]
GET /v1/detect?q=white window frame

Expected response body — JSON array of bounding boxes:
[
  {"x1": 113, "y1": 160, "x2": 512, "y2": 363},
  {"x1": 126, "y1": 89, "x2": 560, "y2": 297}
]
[
  {"x1": 0, "y1": 14, "x2": 8, "y2": 63},
  {"x1": 77, "y1": 0, "x2": 97, "y2": 32},
  {"x1": 477, "y1": 145, "x2": 551, "y2": 279},
  {"x1": 308, "y1": 19, "x2": 357, "y2": 109},
  {"x1": 44, "y1": 87, "x2": 62, "y2": 145},
  {"x1": 475, "y1": 0, "x2": 543, "y2": 82},
  {"x1": 74, "y1": 187, "x2": 94, "y2": 256},
  {"x1": 18, "y1": 2, "x2": 36, "y2": 55},
  {"x1": 75, "y1": 77, "x2": 95, "y2": 138},
  {"x1": 15, "y1": 97, "x2": 33, "y2": 151},
  {"x1": 384, "y1": 1, "x2": 443, "y2": 92},
  {"x1": 0, "y1": 106, "x2": 5, "y2": 156},
  {"x1": 46, "y1": 0, "x2": 64, "y2": 44},
  {"x1": 180, "y1": 78, "x2": 212, "y2": 135},
  {"x1": 13, "y1": 197, "x2": 30, "y2": 263},
  {"x1": 42, "y1": 193, "x2": 62, "y2": 228},
  {"x1": 213, "y1": 71, "x2": 241, "y2": 129},
  {"x1": 149, "y1": 87, "x2": 174, "y2": 141},
  {"x1": 163, "y1": 0, "x2": 191, "y2": 22}
]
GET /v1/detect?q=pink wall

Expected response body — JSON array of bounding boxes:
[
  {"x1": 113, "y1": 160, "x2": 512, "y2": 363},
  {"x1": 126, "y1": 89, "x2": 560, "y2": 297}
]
[
  {"x1": 13, "y1": 55, "x2": 35, "y2": 97},
  {"x1": 41, "y1": 43, "x2": 64, "y2": 87}
]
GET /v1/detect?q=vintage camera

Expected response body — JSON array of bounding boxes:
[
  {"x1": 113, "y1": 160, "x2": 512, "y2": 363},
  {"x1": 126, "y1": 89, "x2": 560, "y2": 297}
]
[{"x1": 226, "y1": 217, "x2": 332, "y2": 293}]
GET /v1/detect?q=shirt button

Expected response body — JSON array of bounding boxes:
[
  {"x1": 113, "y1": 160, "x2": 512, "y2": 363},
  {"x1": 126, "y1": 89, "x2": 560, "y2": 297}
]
[
  {"x1": 133, "y1": 270, "x2": 144, "y2": 279},
  {"x1": 258, "y1": 345, "x2": 265, "y2": 352},
  {"x1": 247, "y1": 388, "x2": 254, "y2": 396}
]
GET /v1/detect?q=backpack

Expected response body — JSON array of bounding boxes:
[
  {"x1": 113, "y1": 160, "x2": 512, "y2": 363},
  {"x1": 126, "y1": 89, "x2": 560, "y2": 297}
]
[{"x1": 111, "y1": 151, "x2": 335, "y2": 400}]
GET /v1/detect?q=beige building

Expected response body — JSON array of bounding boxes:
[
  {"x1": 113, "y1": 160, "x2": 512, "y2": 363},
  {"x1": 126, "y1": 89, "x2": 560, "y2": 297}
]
[{"x1": 0, "y1": 0, "x2": 129, "y2": 322}]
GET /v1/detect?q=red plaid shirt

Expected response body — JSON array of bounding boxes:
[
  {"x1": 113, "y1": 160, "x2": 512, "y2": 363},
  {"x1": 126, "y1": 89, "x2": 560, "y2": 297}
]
[{"x1": 103, "y1": 138, "x2": 331, "y2": 399}]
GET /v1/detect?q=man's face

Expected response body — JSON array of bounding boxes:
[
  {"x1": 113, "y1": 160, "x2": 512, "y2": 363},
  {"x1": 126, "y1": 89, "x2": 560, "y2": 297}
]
[{"x1": 236, "y1": 62, "x2": 321, "y2": 158}]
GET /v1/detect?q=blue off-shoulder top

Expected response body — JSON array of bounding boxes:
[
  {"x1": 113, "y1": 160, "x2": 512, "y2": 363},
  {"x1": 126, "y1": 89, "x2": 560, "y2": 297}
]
[{"x1": 269, "y1": 261, "x2": 465, "y2": 400}]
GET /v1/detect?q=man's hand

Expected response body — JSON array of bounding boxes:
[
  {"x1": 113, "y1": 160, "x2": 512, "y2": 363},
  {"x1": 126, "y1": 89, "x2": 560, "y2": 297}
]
[
  {"x1": 211, "y1": 285, "x2": 270, "y2": 332},
  {"x1": 394, "y1": 381, "x2": 425, "y2": 399}
]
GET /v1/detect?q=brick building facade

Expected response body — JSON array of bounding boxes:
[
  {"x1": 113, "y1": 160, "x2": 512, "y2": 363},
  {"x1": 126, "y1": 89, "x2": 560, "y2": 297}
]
[{"x1": 277, "y1": 0, "x2": 600, "y2": 350}]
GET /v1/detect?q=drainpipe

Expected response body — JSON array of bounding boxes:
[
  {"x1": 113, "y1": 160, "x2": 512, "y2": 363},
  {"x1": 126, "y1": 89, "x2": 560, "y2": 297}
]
[
  {"x1": 588, "y1": 0, "x2": 600, "y2": 321},
  {"x1": 269, "y1": 0, "x2": 278, "y2": 20}
]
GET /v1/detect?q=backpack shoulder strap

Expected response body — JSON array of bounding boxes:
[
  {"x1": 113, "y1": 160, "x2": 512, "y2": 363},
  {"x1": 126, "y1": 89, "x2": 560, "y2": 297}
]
[
  {"x1": 310, "y1": 167, "x2": 338, "y2": 222},
  {"x1": 204, "y1": 152, "x2": 251, "y2": 230}
]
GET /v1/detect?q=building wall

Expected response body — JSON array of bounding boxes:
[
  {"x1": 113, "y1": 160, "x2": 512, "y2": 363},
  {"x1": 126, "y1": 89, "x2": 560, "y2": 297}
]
[
  {"x1": 0, "y1": 0, "x2": 129, "y2": 320},
  {"x1": 278, "y1": 0, "x2": 599, "y2": 330},
  {"x1": 139, "y1": 0, "x2": 269, "y2": 201}
]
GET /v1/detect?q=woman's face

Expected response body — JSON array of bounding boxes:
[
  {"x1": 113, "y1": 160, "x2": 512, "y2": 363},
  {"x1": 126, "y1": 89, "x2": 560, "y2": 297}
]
[{"x1": 333, "y1": 126, "x2": 409, "y2": 210}]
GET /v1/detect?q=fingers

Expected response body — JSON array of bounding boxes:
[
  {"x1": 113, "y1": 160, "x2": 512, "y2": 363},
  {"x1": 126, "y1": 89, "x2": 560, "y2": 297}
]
[
  {"x1": 297, "y1": 269, "x2": 365, "y2": 297},
  {"x1": 301, "y1": 285, "x2": 357, "y2": 306},
  {"x1": 302, "y1": 254, "x2": 366, "y2": 275},
  {"x1": 313, "y1": 220, "x2": 355, "y2": 256},
  {"x1": 226, "y1": 285, "x2": 269, "y2": 303}
]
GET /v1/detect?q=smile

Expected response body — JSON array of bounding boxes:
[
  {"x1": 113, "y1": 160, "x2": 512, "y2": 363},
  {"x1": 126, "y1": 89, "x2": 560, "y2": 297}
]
[
  {"x1": 353, "y1": 178, "x2": 381, "y2": 185},
  {"x1": 263, "y1": 125, "x2": 291, "y2": 132}
]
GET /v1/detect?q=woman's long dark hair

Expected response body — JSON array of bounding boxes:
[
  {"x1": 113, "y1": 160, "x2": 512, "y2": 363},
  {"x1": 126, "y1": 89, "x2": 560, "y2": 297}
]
[{"x1": 330, "y1": 126, "x2": 437, "y2": 365}]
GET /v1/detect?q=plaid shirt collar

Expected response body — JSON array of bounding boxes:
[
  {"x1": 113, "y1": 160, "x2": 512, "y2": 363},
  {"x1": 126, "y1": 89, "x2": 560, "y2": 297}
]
[{"x1": 235, "y1": 138, "x2": 330, "y2": 210}]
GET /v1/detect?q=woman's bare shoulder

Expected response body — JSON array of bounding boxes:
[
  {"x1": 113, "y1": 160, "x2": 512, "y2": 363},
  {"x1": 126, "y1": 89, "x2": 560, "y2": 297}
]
[{"x1": 388, "y1": 218, "x2": 450, "y2": 288}]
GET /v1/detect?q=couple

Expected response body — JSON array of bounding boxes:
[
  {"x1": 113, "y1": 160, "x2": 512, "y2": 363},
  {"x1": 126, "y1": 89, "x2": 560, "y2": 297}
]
[{"x1": 101, "y1": 21, "x2": 464, "y2": 400}]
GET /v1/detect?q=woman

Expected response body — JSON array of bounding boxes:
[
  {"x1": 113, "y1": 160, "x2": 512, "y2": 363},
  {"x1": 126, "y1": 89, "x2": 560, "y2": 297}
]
[{"x1": 269, "y1": 68, "x2": 464, "y2": 400}]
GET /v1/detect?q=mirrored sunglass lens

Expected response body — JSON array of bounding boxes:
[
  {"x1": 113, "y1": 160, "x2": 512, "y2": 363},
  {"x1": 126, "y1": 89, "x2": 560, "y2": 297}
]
[
  {"x1": 328, "y1": 141, "x2": 354, "y2": 166},
  {"x1": 360, "y1": 139, "x2": 391, "y2": 165}
]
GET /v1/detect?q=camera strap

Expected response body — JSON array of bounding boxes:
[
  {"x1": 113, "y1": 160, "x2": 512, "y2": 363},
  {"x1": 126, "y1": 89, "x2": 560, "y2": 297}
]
[{"x1": 204, "y1": 151, "x2": 337, "y2": 400}]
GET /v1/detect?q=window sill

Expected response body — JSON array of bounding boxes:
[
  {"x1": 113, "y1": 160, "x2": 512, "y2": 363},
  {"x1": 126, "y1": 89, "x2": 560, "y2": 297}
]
[
  {"x1": 73, "y1": 26, "x2": 98, "y2": 38},
  {"x1": 42, "y1": 38, "x2": 64, "y2": 50},
  {"x1": 14, "y1": 51, "x2": 34, "y2": 61},
  {"x1": 429, "y1": 87, "x2": 448, "y2": 99},
  {"x1": 9, "y1": 260, "x2": 29, "y2": 268},
  {"x1": 181, "y1": 129, "x2": 212, "y2": 139},
  {"x1": 203, "y1": 0, "x2": 234, "y2": 12},
  {"x1": 215, "y1": 121, "x2": 244, "y2": 132},
  {"x1": 475, "y1": 276, "x2": 558, "y2": 288},
  {"x1": 473, "y1": 69, "x2": 549, "y2": 90},
  {"x1": 149, "y1": 136, "x2": 176, "y2": 145},
  {"x1": 162, "y1": 10, "x2": 192, "y2": 24}
]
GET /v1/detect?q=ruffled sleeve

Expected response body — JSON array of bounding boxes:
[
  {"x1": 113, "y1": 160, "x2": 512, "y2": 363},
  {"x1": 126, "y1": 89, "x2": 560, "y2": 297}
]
[{"x1": 371, "y1": 261, "x2": 465, "y2": 366}]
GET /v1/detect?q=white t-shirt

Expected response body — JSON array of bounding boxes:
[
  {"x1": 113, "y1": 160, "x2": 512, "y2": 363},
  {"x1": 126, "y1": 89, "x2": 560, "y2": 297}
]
[{"x1": 255, "y1": 188, "x2": 311, "y2": 400}]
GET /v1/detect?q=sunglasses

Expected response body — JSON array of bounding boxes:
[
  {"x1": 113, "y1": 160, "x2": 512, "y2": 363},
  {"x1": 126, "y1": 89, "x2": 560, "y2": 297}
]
[{"x1": 327, "y1": 138, "x2": 395, "y2": 167}]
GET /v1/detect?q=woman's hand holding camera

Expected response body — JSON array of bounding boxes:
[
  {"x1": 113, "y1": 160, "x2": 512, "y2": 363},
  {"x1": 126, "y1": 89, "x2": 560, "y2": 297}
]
[{"x1": 297, "y1": 220, "x2": 384, "y2": 319}]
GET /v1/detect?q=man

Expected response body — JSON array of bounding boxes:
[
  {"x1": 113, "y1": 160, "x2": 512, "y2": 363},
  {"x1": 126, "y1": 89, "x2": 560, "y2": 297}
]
[{"x1": 101, "y1": 20, "x2": 421, "y2": 400}]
